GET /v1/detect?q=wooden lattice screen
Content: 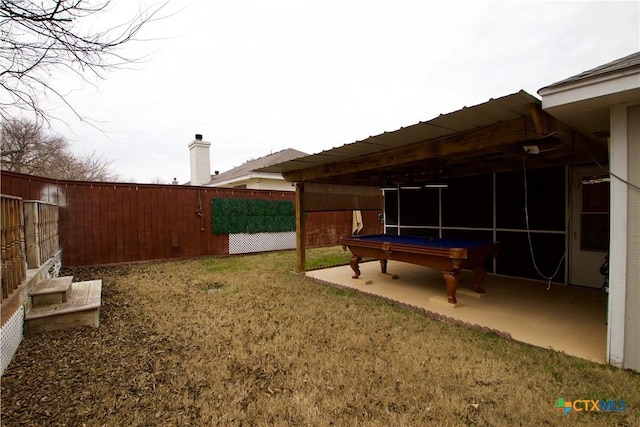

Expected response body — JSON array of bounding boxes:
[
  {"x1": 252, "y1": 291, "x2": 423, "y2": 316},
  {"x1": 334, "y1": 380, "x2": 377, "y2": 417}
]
[{"x1": 24, "y1": 201, "x2": 60, "y2": 269}]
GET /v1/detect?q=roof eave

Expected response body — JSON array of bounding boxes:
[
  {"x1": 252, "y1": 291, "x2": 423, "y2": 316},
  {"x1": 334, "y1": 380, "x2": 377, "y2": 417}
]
[
  {"x1": 539, "y1": 67, "x2": 640, "y2": 108},
  {"x1": 208, "y1": 172, "x2": 285, "y2": 187}
]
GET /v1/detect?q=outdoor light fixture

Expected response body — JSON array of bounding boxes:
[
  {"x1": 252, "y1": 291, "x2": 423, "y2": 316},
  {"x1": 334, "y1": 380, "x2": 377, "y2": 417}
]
[
  {"x1": 423, "y1": 183, "x2": 449, "y2": 189},
  {"x1": 380, "y1": 180, "x2": 398, "y2": 191},
  {"x1": 381, "y1": 171, "x2": 449, "y2": 190},
  {"x1": 423, "y1": 168, "x2": 449, "y2": 189},
  {"x1": 399, "y1": 177, "x2": 422, "y2": 190},
  {"x1": 380, "y1": 185, "x2": 398, "y2": 191},
  {"x1": 399, "y1": 184, "x2": 423, "y2": 190}
]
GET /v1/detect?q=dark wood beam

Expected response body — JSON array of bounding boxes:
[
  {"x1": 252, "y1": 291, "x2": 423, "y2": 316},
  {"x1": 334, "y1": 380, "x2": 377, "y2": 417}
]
[{"x1": 529, "y1": 102, "x2": 553, "y2": 136}]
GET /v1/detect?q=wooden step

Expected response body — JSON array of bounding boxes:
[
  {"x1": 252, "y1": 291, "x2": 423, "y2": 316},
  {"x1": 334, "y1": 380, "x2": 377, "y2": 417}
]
[
  {"x1": 24, "y1": 280, "x2": 102, "y2": 335},
  {"x1": 30, "y1": 276, "x2": 73, "y2": 307}
]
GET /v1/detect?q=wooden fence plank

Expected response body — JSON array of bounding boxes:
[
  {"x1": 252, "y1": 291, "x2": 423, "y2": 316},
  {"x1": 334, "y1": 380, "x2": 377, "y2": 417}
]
[
  {"x1": 128, "y1": 186, "x2": 139, "y2": 262},
  {"x1": 136, "y1": 186, "x2": 146, "y2": 261},
  {"x1": 122, "y1": 187, "x2": 132, "y2": 262},
  {"x1": 98, "y1": 186, "x2": 110, "y2": 265},
  {"x1": 115, "y1": 186, "x2": 126, "y2": 263},
  {"x1": 105, "y1": 186, "x2": 115, "y2": 264},
  {"x1": 80, "y1": 185, "x2": 93, "y2": 266},
  {"x1": 74, "y1": 184, "x2": 86, "y2": 264},
  {"x1": 161, "y1": 187, "x2": 171, "y2": 259},
  {"x1": 66, "y1": 184, "x2": 80, "y2": 265},
  {"x1": 168, "y1": 188, "x2": 179, "y2": 253},
  {"x1": 143, "y1": 187, "x2": 154, "y2": 261}
]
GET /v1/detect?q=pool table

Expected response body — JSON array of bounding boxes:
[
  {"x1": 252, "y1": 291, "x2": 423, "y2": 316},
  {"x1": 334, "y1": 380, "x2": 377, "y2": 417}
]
[{"x1": 341, "y1": 234, "x2": 500, "y2": 304}]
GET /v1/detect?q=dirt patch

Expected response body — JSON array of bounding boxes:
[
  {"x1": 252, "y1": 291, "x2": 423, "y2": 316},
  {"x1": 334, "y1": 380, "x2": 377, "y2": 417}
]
[{"x1": 2, "y1": 250, "x2": 639, "y2": 426}]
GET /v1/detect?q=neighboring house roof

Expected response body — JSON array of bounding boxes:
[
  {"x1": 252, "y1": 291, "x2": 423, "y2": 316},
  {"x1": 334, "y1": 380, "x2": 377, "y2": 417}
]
[{"x1": 206, "y1": 148, "x2": 308, "y2": 186}]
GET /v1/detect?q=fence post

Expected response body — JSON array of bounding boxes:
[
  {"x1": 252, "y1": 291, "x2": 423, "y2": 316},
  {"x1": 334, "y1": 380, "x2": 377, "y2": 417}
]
[
  {"x1": 23, "y1": 201, "x2": 41, "y2": 268},
  {"x1": 295, "y1": 182, "x2": 306, "y2": 272}
]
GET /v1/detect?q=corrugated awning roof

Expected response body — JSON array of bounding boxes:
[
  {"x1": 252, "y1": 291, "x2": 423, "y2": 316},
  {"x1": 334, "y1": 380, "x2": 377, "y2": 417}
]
[
  {"x1": 258, "y1": 90, "x2": 541, "y2": 176},
  {"x1": 258, "y1": 90, "x2": 605, "y2": 186}
]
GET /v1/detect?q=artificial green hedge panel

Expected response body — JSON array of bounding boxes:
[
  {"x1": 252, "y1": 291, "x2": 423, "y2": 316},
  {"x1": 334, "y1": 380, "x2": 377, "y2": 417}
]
[{"x1": 211, "y1": 198, "x2": 295, "y2": 234}]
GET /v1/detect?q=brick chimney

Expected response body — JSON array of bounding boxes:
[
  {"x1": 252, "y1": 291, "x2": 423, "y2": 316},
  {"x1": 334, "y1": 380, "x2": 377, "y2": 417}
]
[{"x1": 188, "y1": 134, "x2": 211, "y2": 186}]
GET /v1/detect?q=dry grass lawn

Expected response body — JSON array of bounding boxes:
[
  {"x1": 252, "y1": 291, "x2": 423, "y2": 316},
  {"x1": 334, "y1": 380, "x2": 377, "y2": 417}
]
[{"x1": 1, "y1": 247, "x2": 639, "y2": 426}]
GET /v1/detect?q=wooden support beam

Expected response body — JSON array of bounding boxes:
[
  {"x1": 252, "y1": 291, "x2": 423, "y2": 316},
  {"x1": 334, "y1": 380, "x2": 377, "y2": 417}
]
[
  {"x1": 529, "y1": 102, "x2": 608, "y2": 162},
  {"x1": 295, "y1": 182, "x2": 306, "y2": 273},
  {"x1": 529, "y1": 102, "x2": 553, "y2": 136},
  {"x1": 303, "y1": 183, "x2": 383, "y2": 212}
]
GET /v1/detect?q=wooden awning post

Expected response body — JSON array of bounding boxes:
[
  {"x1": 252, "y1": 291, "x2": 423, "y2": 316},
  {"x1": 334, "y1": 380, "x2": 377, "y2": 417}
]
[{"x1": 295, "y1": 182, "x2": 306, "y2": 272}]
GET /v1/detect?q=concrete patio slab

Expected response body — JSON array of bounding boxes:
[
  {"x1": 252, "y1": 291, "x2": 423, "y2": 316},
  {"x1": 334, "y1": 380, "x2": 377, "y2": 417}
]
[{"x1": 306, "y1": 260, "x2": 607, "y2": 363}]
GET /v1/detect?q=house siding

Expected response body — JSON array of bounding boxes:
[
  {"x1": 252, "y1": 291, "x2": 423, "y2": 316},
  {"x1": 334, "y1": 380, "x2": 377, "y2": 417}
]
[{"x1": 625, "y1": 104, "x2": 640, "y2": 372}]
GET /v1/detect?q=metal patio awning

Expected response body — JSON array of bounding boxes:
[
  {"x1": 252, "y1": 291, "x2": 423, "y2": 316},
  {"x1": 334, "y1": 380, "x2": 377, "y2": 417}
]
[{"x1": 258, "y1": 90, "x2": 606, "y2": 186}]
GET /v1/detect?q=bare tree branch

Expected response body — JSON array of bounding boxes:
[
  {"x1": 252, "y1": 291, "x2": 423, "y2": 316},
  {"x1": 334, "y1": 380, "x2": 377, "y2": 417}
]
[{"x1": 0, "y1": 0, "x2": 169, "y2": 124}]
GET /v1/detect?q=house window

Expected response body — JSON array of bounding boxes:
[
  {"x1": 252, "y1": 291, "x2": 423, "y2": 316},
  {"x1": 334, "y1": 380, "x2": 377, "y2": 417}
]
[{"x1": 581, "y1": 175, "x2": 610, "y2": 251}]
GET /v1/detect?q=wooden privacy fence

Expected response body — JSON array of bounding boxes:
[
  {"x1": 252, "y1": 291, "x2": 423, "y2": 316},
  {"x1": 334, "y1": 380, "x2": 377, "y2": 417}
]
[
  {"x1": 1, "y1": 171, "x2": 382, "y2": 267},
  {"x1": 1, "y1": 195, "x2": 26, "y2": 300}
]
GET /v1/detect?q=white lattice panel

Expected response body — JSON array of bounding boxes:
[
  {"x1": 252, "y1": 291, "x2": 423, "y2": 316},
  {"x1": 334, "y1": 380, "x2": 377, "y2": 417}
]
[
  {"x1": 1, "y1": 306, "x2": 24, "y2": 377},
  {"x1": 229, "y1": 232, "x2": 296, "y2": 254}
]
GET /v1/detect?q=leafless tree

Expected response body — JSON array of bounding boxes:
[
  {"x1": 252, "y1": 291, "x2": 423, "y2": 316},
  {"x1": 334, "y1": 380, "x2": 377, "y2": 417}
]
[
  {"x1": 0, "y1": 118, "x2": 66, "y2": 173},
  {"x1": 150, "y1": 177, "x2": 167, "y2": 184},
  {"x1": 1, "y1": 118, "x2": 119, "y2": 181},
  {"x1": 48, "y1": 149, "x2": 120, "y2": 181},
  {"x1": 0, "y1": 0, "x2": 168, "y2": 123}
]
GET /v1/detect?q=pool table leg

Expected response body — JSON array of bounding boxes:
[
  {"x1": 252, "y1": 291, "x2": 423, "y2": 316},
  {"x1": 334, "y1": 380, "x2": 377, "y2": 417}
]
[
  {"x1": 443, "y1": 271, "x2": 459, "y2": 304},
  {"x1": 471, "y1": 266, "x2": 487, "y2": 294},
  {"x1": 349, "y1": 255, "x2": 362, "y2": 278},
  {"x1": 380, "y1": 259, "x2": 388, "y2": 274}
]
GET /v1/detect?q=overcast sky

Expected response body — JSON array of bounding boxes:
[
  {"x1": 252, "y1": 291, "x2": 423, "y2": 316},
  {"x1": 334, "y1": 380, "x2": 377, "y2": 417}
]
[{"x1": 41, "y1": 0, "x2": 639, "y2": 184}]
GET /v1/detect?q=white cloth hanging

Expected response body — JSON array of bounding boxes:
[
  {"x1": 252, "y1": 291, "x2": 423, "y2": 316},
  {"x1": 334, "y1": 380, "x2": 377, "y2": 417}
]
[{"x1": 352, "y1": 210, "x2": 363, "y2": 235}]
